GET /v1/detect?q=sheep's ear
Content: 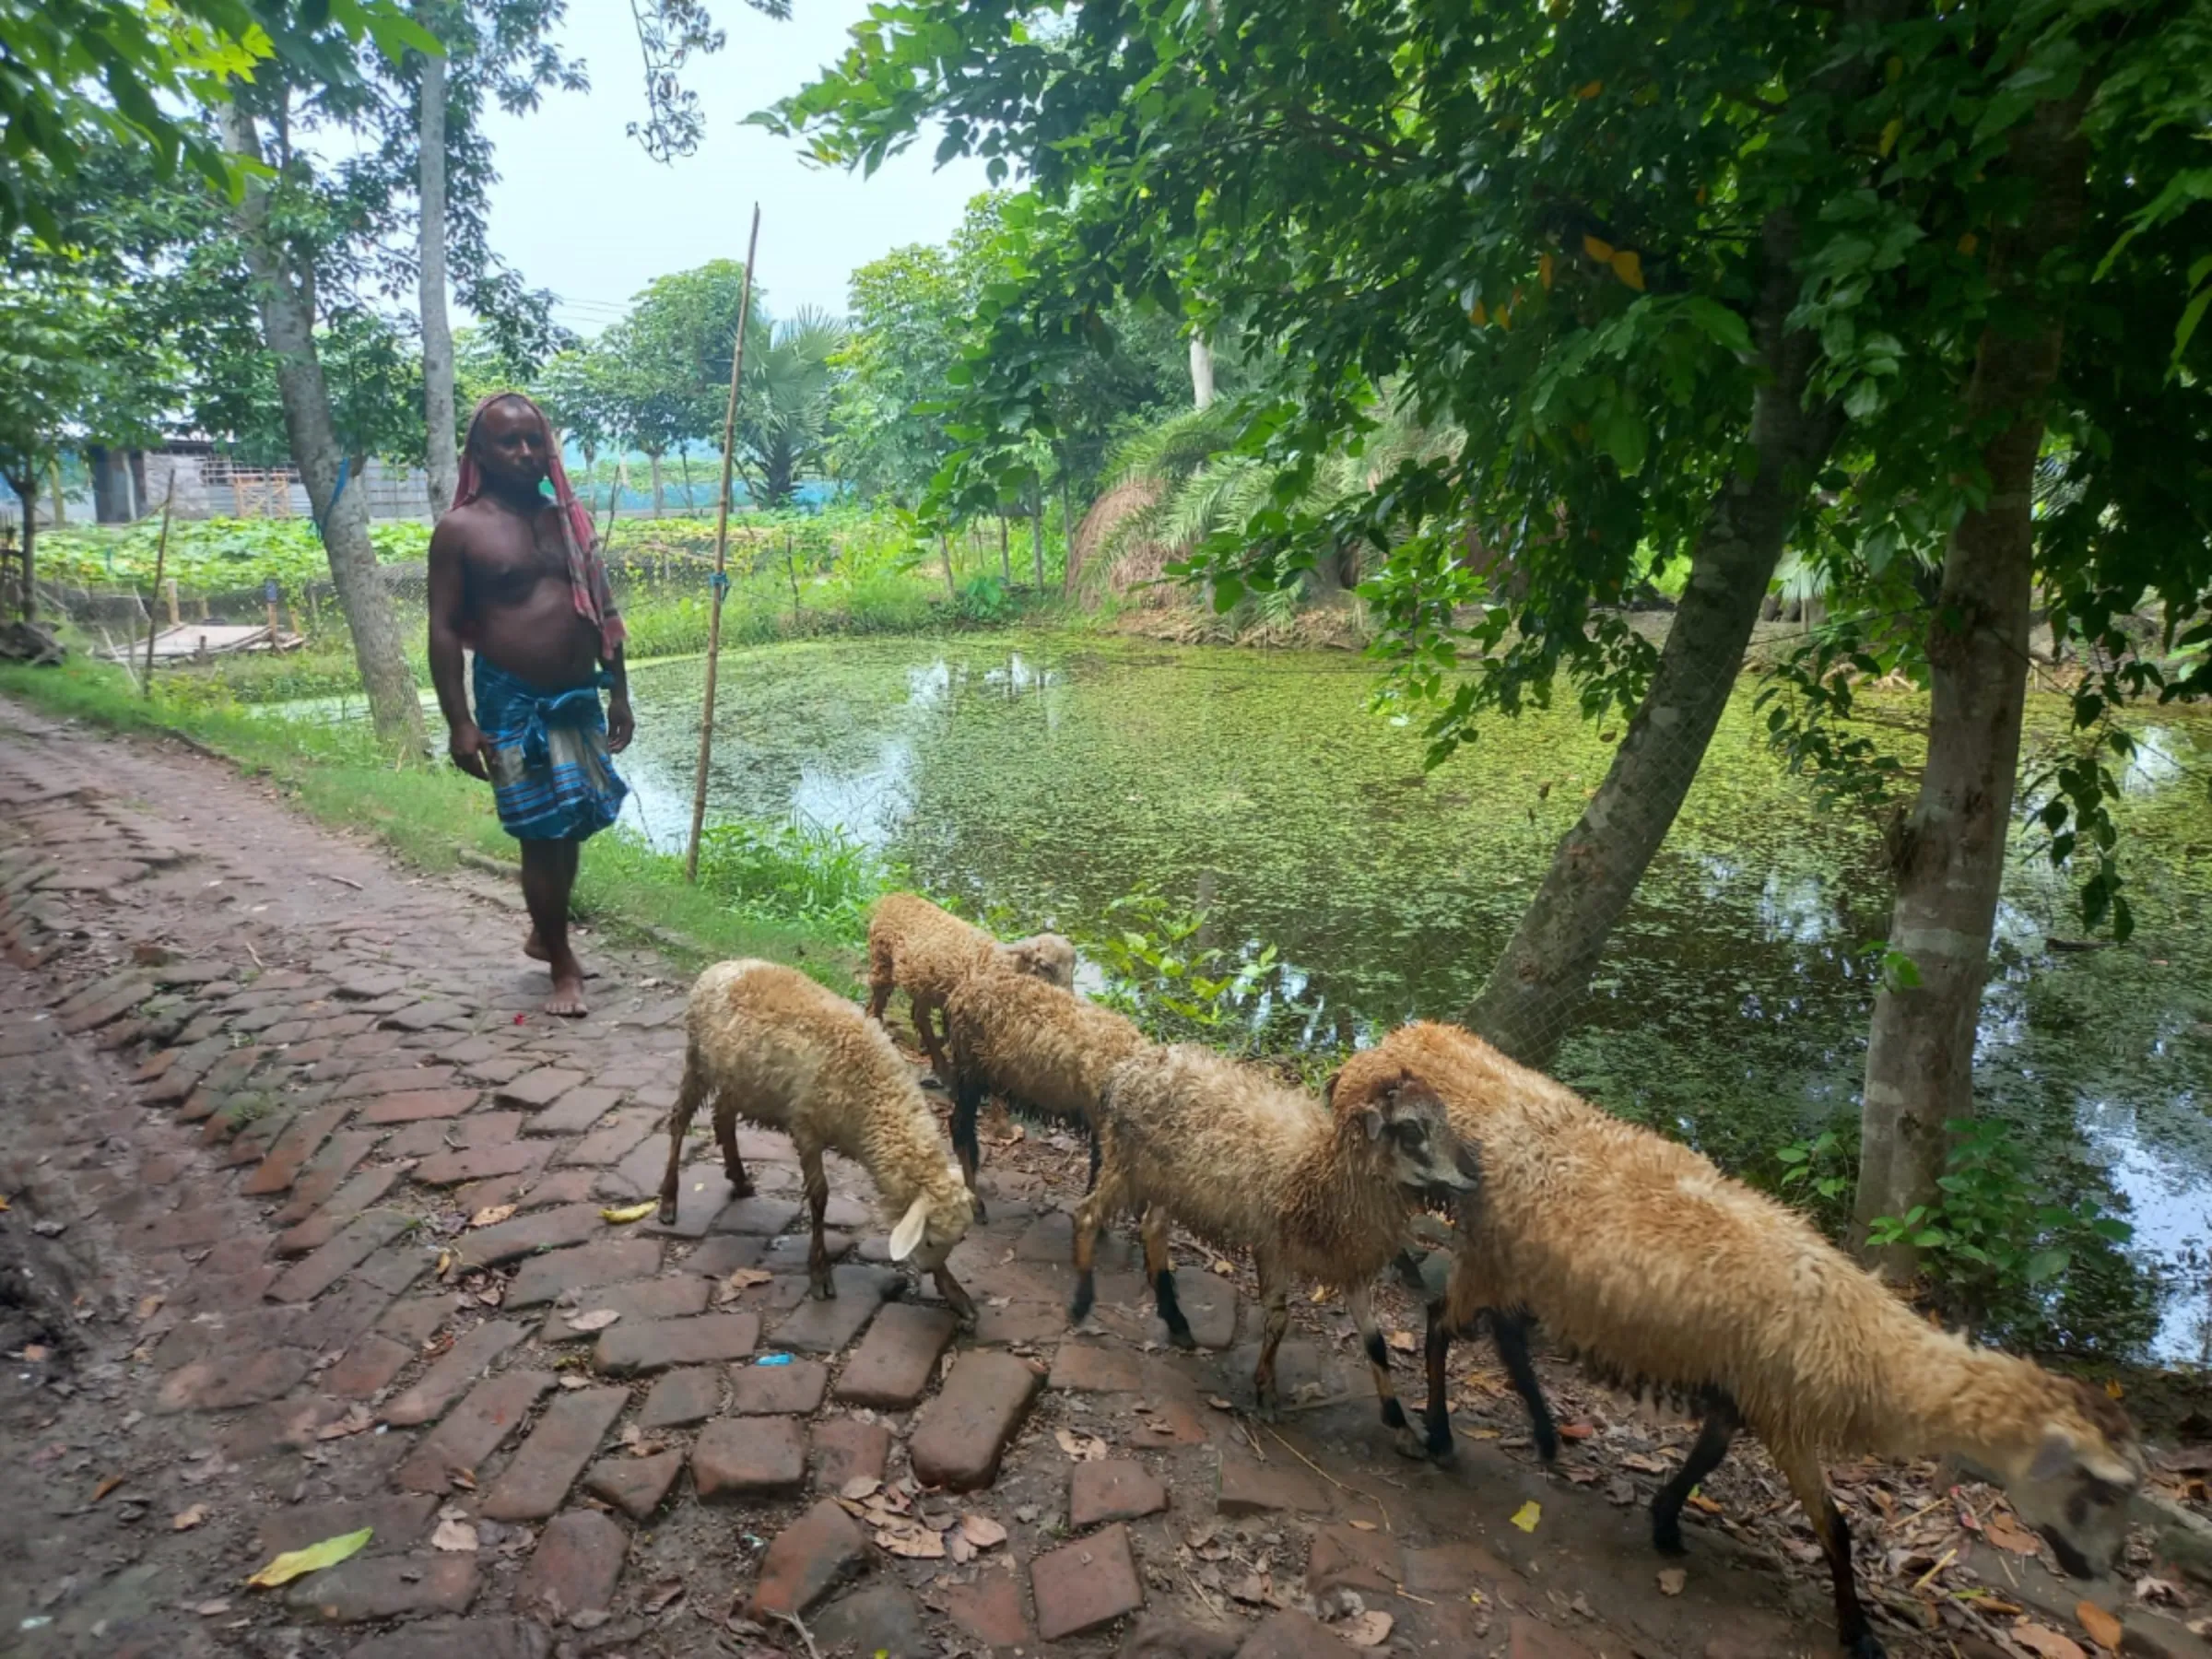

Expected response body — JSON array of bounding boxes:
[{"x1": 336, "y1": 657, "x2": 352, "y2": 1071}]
[
  {"x1": 888, "y1": 1193, "x2": 933, "y2": 1262},
  {"x1": 1321, "y1": 1069, "x2": 1341, "y2": 1105},
  {"x1": 1359, "y1": 1103, "x2": 1385, "y2": 1142},
  {"x1": 2028, "y1": 1433, "x2": 2076, "y2": 1483}
]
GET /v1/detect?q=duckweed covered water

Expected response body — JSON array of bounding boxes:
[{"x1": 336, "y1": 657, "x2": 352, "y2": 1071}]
[{"x1": 619, "y1": 631, "x2": 2212, "y2": 1361}]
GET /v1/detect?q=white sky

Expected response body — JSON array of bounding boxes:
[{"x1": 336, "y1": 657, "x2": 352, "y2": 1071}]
[{"x1": 474, "y1": 0, "x2": 994, "y2": 337}]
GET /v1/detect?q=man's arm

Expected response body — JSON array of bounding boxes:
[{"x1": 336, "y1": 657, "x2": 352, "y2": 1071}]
[
  {"x1": 427, "y1": 516, "x2": 488, "y2": 779},
  {"x1": 603, "y1": 641, "x2": 632, "y2": 754}
]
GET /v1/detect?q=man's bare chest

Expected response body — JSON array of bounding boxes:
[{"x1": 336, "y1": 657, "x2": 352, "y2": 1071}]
[{"x1": 464, "y1": 512, "x2": 566, "y2": 598}]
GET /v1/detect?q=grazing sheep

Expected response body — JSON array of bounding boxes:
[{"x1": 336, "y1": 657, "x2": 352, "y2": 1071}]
[
  {"x1": 1331, "y1": 1021, "x2": 2146, "y2": 1659},
  {"x1": 941, "y1": 965, "x2": 1147, "y2": 1221},
  {"x1": 1074, "y1": 1042, "x2": 1481, "y2": 1425},
  {"x1": 657, "y1": 959, "x2": 978, "y2": 1324},
  {"x1": 865, "y1": 892, "x2": 1077, "y2": 1077}
]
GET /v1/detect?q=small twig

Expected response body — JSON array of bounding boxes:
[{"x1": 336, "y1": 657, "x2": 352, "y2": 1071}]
[
  {"x1": 1911, "y1": 1546, "x2": 1958, "y2": 1592},
  {"x1": 1266, "y1": 1427, "x2": 1393, "y2": 1534},
  {"x1": 317, "y1": 872, "x2": 365, "y2": 890},
  {"x1": 244, "y1": 941, "x2": 265, "y2": 970},
  {"x1": 1394, "y1": 1587, "x2": 1437, "y2": 1606},
  {"x1": 772, "y1": 1609, "x2": 821, "y2": 1659}
]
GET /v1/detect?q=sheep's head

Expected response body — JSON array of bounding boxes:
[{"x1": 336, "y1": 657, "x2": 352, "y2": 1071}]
[
  {"x1": 996, "y1": 933, "x2": 1077, "y2": 990},
  {"x1": 1993, "y1": 1380, "x2": 2144, "y2": 1579},
  {"x1": 1335, "y1": 1068, "x2": 1481, "y2": 1207},
  {"x1": 886, "y1": 1167, "x2": 976, "y2": 1272}
]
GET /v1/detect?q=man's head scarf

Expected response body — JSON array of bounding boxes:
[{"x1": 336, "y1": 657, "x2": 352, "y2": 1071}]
[{"x1": 454, "y1": 392, "x2": 625, "y2": 661}]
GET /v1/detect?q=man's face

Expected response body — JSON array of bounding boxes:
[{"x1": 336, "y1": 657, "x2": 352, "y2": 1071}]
[{"x1": 474, "y1": 400, "x2": 549, "y2": 494}]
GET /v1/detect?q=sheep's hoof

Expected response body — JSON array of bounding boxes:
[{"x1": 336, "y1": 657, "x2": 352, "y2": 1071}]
[
  {"x1": 1652, "y1": 1524, "x2": 1688, "y2": 1558},
  {"x1": 1166, "y1": 1326, "x2": 1198, "y2": 1352},
  {"x1": 809, "y1": 1276, "x2": 837, "y2": 1302},
  {"x1": 1252, "y1": 1394, "x2": 1280, "y2": 1425},
  {"x1": 654, "y1": 1198, "x2": 677, "y2": 1227},
  {"x1": 726, "y1": 1176, "x2": 756, "y2": 1200},
  {"x1": 1391, "y1": 1425, "x2": 1430, "y2": 1461},
  {"x1": 971, "y1": 1194, "x2": 989, "y2": 1225},
  {"x1": 1844, "y1": 1635, "x2": 1886, "y2": 1659}
]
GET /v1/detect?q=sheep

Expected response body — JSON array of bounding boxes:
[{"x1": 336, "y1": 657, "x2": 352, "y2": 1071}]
[
  {"x1": 1073, "y1": 1042, "x2": 1482, "y2": 1425},
  {"x1": 865, "y1": 892, "x2": 1077, "y2": 1078},
  {"x1": 656, "y1": 959, "x2": 979, "y2": 1325},
  {"x1": 1330, "y1": 1021, "x2": 2146, "y2": 1659},
  {"x1": 941, "y1": 964, "x2": 1147, "y2": 1222}
]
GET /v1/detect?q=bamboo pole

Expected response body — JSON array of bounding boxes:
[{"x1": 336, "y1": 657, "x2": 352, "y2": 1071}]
[
  {"x1": 685, "y1": 203, "x2": 761, "y2": 884},
  {"x1": 141, "y1": 477, "x2": 177, "y2": 697}
]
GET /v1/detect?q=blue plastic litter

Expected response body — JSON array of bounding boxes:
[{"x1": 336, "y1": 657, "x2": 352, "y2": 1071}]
[{"x1": 756, "y1": 1352, "x2": 794, "y2": 1367}]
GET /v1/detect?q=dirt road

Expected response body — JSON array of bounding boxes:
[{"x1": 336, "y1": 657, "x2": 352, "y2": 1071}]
[{"x1": 0, "y1": 696, "x2": 2193, "y2": 1659}]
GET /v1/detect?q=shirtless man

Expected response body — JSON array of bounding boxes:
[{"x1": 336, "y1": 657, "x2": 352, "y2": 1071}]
[{"x1": 429, "y1": 394, "x2": 633, "y2": 1017}]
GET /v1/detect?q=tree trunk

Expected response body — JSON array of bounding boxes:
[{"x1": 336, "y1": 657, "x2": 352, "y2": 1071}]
[
  {"x1": 128, "y1": 450, "x2": 149, "y2": 519},
  {"x1": 1854, "y1": 98, "x2": 2089, "y2": 1278},
  {"x1": 650, "y1": 453, "x2": 664, "y2": 518},
  {"x1": 46, "y1": 459, "x2": 64, "y2": 526},
  {"x1": 89, "y1": 445, "x2": 132, "y2": 524},
  {"x1": 218, "y1": 103, "x2": 427, "y2": 756},
  {"x1": 1030, "y1": 474, "x2": 1047, "y2": 589},
  {"x1": 677, "y1": 449, "x2": 696, "y2": 516},
  {"x1": 1463, "y1": 212, "x2": 1842, "y2": 1067},
  {"x1": 6, "y1": 470, "x2": 37, "y2": 620},
  {"x1": 941, "y1": 531, "x2": 958, "y2": 603},
  {"x1": 998, "y1": 513, "x2": 1011, "y2": 583},
  {"x1": 1189, "y1": 335, "x2": 1216, "y2": 410},
  {"x1": 418, "y1": 33, "x2": 460, "y2": 518}
]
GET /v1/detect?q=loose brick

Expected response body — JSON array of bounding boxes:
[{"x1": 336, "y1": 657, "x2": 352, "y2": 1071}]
[
  {"x1": 342, "y1": 1618, "x2": 553, "y2": 1659},
  {"x1": 267, "y1": 1207, "x2": 413, "y2": 1303},
  {"x1": 334, "y1": 1027, "x2": 405, "y2": 1055},
  {"x1": 910, "y1": 1351, "x2": 1042, "y2": 1491},
  {"x1": 380, "y1": 1296, "x2": 450, "y2": 1347},
  {"x1": 584, "y1": 1450, "x2": 684, "y2": 1521},
  {"x1": 595, "y1": 1312, "x2": 759, "y2": 1374},
  {"x1": 458, "y1": 1203, "x2": 604, "y2": 1267},
  {"x1": 515, "y1": 1509, "x2": 627, "y2": 1618},
  {"x1": 413, "y1": 1141, "x2": 545, "y2": 1187},
  {"x1": 1305, "y1": 1524, "x2": 1402, "y2": 1596},
  {"x1": 711, "y1": 1194, "x2": 801, "y2": 1235},
  {"x1": 558, "y1": 1106, "x2": 660, "y2": 1167},
  {"x1": 505, "y1": 1239, "x2": 662, "y2": 1308},
  {"x1": 359, "y1": 1087, "x2": 480, "y2": 1125},
  {"x1": 1218, "y1": 1453, "x2": 1330, "y2": 1517},
  {"x1": 1031, "y1": 1523, "x2": 1144, "y2": 1641},
  {"x1": 60, "y1": 982, "x2": 150, "y2": 1035},
  {"x1": 639, "y1": 1368, "x2": 720, "y2": 1429},
  {"x1": 482, "y1": 1386, "x2": 629, "y2": 1520},
  {"x1": 286, "y1": 1555, "x2": 478, "y2": 1622},
  {"x1": 276, "y1": 1167, "x2": 404, "y2": 1258},
  {"x1": 1072, "y1": 1459, "x2": 1169, "y2": 1529},
  {"x1": 543, "y1": 1274, "x2": 708, "y2": 1339},
  {"x1": 328, "y1": 1334, "x2": 415, "y2": 1399},
  {"x1": 496, "y1": 1067, "x2": 587, "y2": 1108},
  {"x1": 692, "y1": 1415, "x2": 807, "y2": 1499},
  {"x1": 271, "y1": 1132, "x2": 379, "y2": 1226},
  {"x1": 259, "y1": 1494, "x2": 436, "y2": 1559},
  {"x1": 383, "y1": 1320, "x2": 529, "y2": 1426},
  {"x1": 459, "y1": 1054, "x2": 534, "y2": 1084},
  {"x1": 381, "y1": 998, "x2": 473, "y2": 1031},
  {"x1": 395, "y1": 1371, "x2": 554, "y2": 1492},
  {"x1": 241, "y1": 1100, "x2": 350, "y2": 1196},
  {"x1": 745, "y1": 1498, "x2": 865, "y2": 1619},
  {"x1": 331, "y1": 1065, "x2": 457, "y2": 1100},
  {"x1": 727, "y1": 1357, "x2": 828, "y2": 1415},
  {"x1": 810, "y1": 1417, "x2": 892, "y2": 1493},
  {"x1": 680, "y1": 1234, "x2": 768, "y2": 1277},
  {"x1": 1050, "y1": 1340, "x2": 1148, "y2": 1394},
  {"x1": 525, "y1": 1084, "x2": 621, "y2": 1136},
  {"x1": 1238, "y1": 1611, "x2": 1365, "y2": 1658},
  {"x1": 940, "y1": 1571, "x2": 1030, "y2": 1649},
  {"x1": 155, "y1": 1346, "x2": 311, "y2": 1413},
  {"x1": 833, "y1": 1302, "x2": 958, "y2": 1409},
  {"x1": 769, "y1": 1264, "x2": 893, "y2": 1354}
]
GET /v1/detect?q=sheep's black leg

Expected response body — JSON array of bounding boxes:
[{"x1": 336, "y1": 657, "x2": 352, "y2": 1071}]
[
  {"x1": 933, "y1": 1265, "x2": 978, "y2": 1328},
  {"x1": 1347, "y1": 1282, "x2": 1418, "y2": 1451},
  {"x1": 1651, "y1": 1399, "x2": 1739, "y2": 1555},
  {"x1": 713, "y1": 1097, "x2": 753, "y2": 1202},
  {"x1": 1086, "y1": 1125, "x2": 1101, "y2": 1194},
  {"x1": 1420, "y1": 1300, "x2": 1456, "y2": 1461},
  {"x1": 655, "y1": 1044, "x2": 708, "y2": 1227},
  {"x1": 800, "y1": 1148, "x2": 834, "y2": 1301},
  {"x1": 913, "y1": 996, "x2": 950, "y2": 1079},
  {"x1": 1489, "y1": 1311, "x2": 1559, "y2": 1462},
  {"x1": 1392, "y1": 1247, "x2": 1429, "y2": 1294},
  {"x1": 1069, "y1": 1187, "x2": 1104, "y2": 1325},
  {"x1": 1140, "y1": 1206, "x2": 1194, "y2": 1349},
  {"x1": 1252, "y1": 1256, "x2": 1289, "y2": 1420},
  {"x1": 948, "y1": 1068, "x2": 988, "y2": 1223},
  {"x1": 1775, "y1": 1447, "x2": 1881, "y2": 1659}
]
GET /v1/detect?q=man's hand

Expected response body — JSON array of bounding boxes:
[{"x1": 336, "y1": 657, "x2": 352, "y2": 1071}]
[
  {"x1": 448, "y1": 721, "x2": 491, "y2": 780},
  {"x1": 606, "y1": 694, "x2": 634, "y2": 755}
]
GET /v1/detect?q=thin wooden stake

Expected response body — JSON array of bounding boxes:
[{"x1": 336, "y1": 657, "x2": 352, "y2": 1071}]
[
  {"x1": 141, "y1": 477, "x2": 177, "y2": 697},
  {"x1": 685, "y1": 203, "x2": 761, "y2": 885}
]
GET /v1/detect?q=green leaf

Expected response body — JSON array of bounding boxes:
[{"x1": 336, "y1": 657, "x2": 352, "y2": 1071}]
[
  {"x1": 246, "y1": 1528, "x2": 372, "y2": 1588},
  {"x1": 2024, "y1": 1248, "x2": 2071, "y2": 1285}
]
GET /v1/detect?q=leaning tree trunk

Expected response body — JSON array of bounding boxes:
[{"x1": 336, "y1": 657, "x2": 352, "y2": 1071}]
[
  {"x1": 1854, "y1": 98, "x2": 2089, "y2": 1279},
  {"x1": 418, "y1": 33, "x2": 460, "y2": 518},
  {"x1": 5, "y1": 469, "x2": 36, "y2": 621},
  {"x1": 1463, "y1": 212, "x2": 1843, "y2": 1067},
  {"x1": 1030, "y1": 473, "x2": 1047, "y2": 589},
  {"x1": 218, "y1": 104, "x2": 427, "y2": 757},
  {"x1": 1189, "y1": 335, "x2": 1216, "y2": 410},
  {"x1": 649, "y1": 453, "x2": 664, "y2": 518}
]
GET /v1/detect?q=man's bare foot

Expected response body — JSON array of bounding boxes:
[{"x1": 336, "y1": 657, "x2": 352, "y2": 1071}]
[
  {"x1": 524, "y1": 926, "x2": 549, "y2": 963},
  {"x1": 544, "y1": 947, "x2": 590, "y2": 1018}
]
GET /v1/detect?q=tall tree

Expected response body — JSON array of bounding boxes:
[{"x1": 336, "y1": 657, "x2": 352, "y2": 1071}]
[{"x1": 418, "y1": 28, "x2": 458, "y2": 512}]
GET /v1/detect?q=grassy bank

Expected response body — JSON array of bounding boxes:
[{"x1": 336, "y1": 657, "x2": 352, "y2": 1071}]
[{"x1": 0, "y1": 650, "x2": 865, "y2": 990}]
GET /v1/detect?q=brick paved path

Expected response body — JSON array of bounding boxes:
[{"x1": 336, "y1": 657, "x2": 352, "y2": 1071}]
[{"x1": 0, "y1": 699, "x2": 2115, "y2": 1659}]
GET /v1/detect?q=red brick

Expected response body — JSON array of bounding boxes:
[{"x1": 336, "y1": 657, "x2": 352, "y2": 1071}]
[
  {"x1": 941, "y1": 1571, "x2": 1029, "y2": 1648},
  {"x1": 693, "y1": 1415, "x2": 807, "y2": 1499},
  {"x1": 557, "y1": 1106, "x2": 659, "y2": 1167},
  {"x1": 595, "y1": 1312, "x2": 759, "y2": 1374},
  {"x1": 515, "y1": 1508, "x2": 627, "y2": 1618},
  {"x1": 1031, "y1": 1523, "x2": 1144, "y2": 1641},
  {"x1": 680, "y1": 1234, "x2": 768, "y2": 1278},
  {"x1": 727, "y1": 1357, "x2": 828, "y2": 1415},
  {"x1": 459, "y1": 1053, "x2": 534, "y2": 1084},
  {"x1": 1050, "y1": 1340, "x2": 1147, "y2": 1393},
  {"x1": 276, "y1": 1168, "x2": 403, "y2": 1257},
  {"x1": 1306, "y1": 1525, "x2": 1402, "y2": 1595},
  {"x1": 505, "y1": 1238, "x2": 662, "y2": 1308},
  {"x1": 810, "y1": 1416, "x2": 891, "y2": 1493},
  {"x1": 342, "y1": 1618, "x2": 549, "y2": 1659},
  {"x1": 380, "y1": 1295, "x2": 449, "y2": 1347},
  {"x1": 1218, "y1": 1452, "x2": 1331, "y2": 1516},
  {"x1": 413, "y1": 1141, "x2": 545, "y2": 1187},
  {"x1": 334, "y1": 1026, "x2": 403, "y2": 1053},
  {"x1": 584, "y1": 1449, "x2": 684, "y2": 1520},
  {"x1": 525, "y1": 1084, "x2": 621, "y2": 1135},
  {"x1": 456, "y1": 1203, "x2": 604, "y2": 1267},
  {"x1": 543, "y1": 1274, "x2": 707, "y2": 1338},
  {"x1": 1507, "y1": 1618, "x2": 1598, "y2": 1659},
  {"x1": 1238, "y1": 1611, "x2": 1365, "y2": 1658},
  {"x1": 259, "y1": 1494, "x2": 436, "y2": 1559},
  {"x1": 496, "y1": 1067, "x2": 587, "y2": 1108},
  {"x1": 359, "y1": 1087, "x2": 480, "y2": 1124},
  {"x1": 745, "y1": 1498, "x2": 865, "y2": 1619},
  {"x1": 285, "y1": 1554, "x2": 477, "y2": 1622},
  {"x1": 833, "y1": 1302, "x2": 958, "y2": 1409},
  {"x1": 270, "y1": 1132, "x2": 378, "y2": 1226},
  {"x1": 328, "y1": 1333, "x2": 415, "y2": 1398},
  {"x1": 381, "y1": 998, "x2": 472, "y2": 1030},
  {"x1": 267, "y1": 1207, "x2": 413, "y2": 1302},
  {"x1": 385, "y1": 1111, "x2": 524, "y2": 1158},
  {"x1": 395, "y1": 1370, "x2": 554, "y2": 1492},
  {"x1": 1072, "y1": 1459, "x2": 1169, "y2": 1529},
  {"x1": 240, "y1": 1100, "x2": 350, "y2": 1196},
  {"x1": 383, "y1": 1320, "x2": 528, "y2": 1426},
  {"x1": 639, "y1": 1367, "x2": 721, "y2": 1428},
  {"x1": 769, "y1": 1263, "x2": 891, "y2": 1353},
  {"x1": 60, "y1": 982, "x2": 150, "y2": 1034},
  {"x1": 135, "y1": 1048, "x2": 178, "y2": 1082},
  {"x1": 330, "y1": 1065, "x2": 457, "y2": 1100},
  {"x1": 481, "y1": 1386, "x2": 629, "y2": 1520},
  {"x1": 910, "y1": 1351, "x2": 1042, "y2": 1491},
  {"x1": 155, "y1": 1346, "x2": 310, "y2": 1413}
]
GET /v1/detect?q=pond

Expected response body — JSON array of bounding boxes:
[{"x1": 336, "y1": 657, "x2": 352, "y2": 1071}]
[{"x1": 611, "y1": 630, "x2": 2212, "y2": 1362}]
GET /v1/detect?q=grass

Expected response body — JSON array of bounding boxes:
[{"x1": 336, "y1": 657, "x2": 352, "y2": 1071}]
[{"x1": 0, "y1": 648, "x2": 862, "y2": 991}]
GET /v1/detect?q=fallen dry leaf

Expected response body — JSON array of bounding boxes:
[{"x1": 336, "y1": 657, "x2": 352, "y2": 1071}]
[
  {"x1": 1685, "y1": 1493, "x2": 1722, "y2": 1515},
  {"x1": 877, "y1": 1524, "x2": 946, "y2": 1559},
  {"x1": 1985, "y1": 1514, "x2": 2043, "y2": 1554},
  {"x1": 194, "y1": 1600, "x2": 230, "y2": 1618},
  {"x1": 566, "y1": 1308, "x2": 621, "y2": 1334},
  {"x1": 2012, "y1": 1626, "x2": 2088, "y2": 1659},
  {"x1": 724, "y1": 1267, "x2": 772, "y2": 1290},
  {"x1": 841, "y1": 1477, "x2": 882, "y2": 1501},
  {"x1": 435, "y1": 1250, "x2": 453, "y2": 1278},
  {"x1": 1212, "y1": 1259, "x2": 1235, "y2": 1276},
  {"x1": 2076, "y1": 1602, "x2": 2123, "y2": 1653},
  {"x1": 643, "y1": 1580, "x2": 685, "y2": 1614},
  {"x1": 1230, "y1": 1573, "x2": 1283, "y2": 1607},
  {"x1": 1558, "y1": 1421, "x2": 1595, "y2": 1441},
  {"x1": 1385, "y1": 1330, "x2": 1418, "y2": 1354},
  {"x1": 430, "y1": 1518, "x2": 478, "y2": 1553},
  {"x1": 135, "y1": 1294, "x2": 164, "y2": 1322},
  {"x1": 959, "y1": 1514, "x2": 1008, "y2": 1550},
  {"x1": 22, "y1": 1343, "x2": 49, "y2": 1363},
  {"x1": 1348, "y1": 1519, "x2": 1378, "y2": 1533},
  {"x1": 2136, "y1": 1577, "x2": 2181, "y2": 1606},
  {"x1": 245, "y1": 1527, "x2": 373, "y2": 1589},
  {"x1": 1510, "y1": 1500, "x2": 1541, "y2": 1534},
  {"x1": 1339, "y1": 1610, "x2": 1394, "y2": 1647},
  {"x1": 599, "y1": 1201, "x2": 656, "y2": 1224},
  {"x1": 171, "y1": 1504, "x2": 207, "y2": 1531},
  {"x1": 1055, "y1": 1428, "x2": 1109, "y2": 1463},
  {"x1": 466, "y1": 1205, "x2": 515, "y2": 1229},
  {"x1": 316, "y1": 1404, "x2": 373, "y2": 1441},
  {"x1": 91, "y1": 1475, "x2": 125, "y2": 1503},
  {"x1": 1657, "y1": 1568, "x2": 1686, "y2": 1596}
]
